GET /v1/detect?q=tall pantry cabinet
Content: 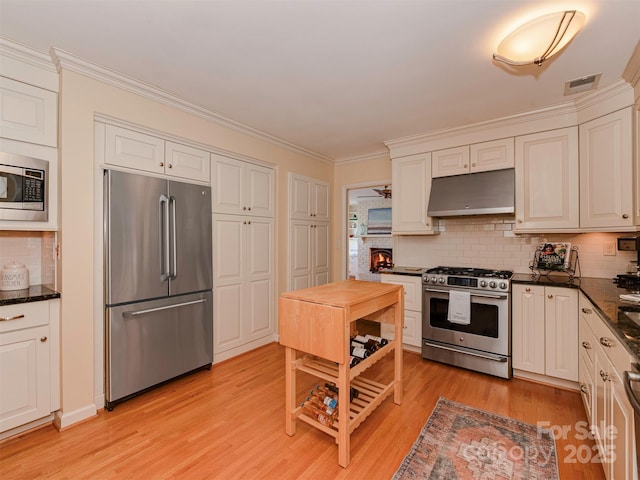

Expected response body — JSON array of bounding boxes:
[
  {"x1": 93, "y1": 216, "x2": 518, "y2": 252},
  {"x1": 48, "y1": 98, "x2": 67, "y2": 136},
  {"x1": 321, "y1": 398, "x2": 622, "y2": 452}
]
[
  {"x1": 288, "y1": 174, "x2": 330, "y2": 290},
  {"x1": 211, "y1": 153, "x2": 275, "y2": 363}
]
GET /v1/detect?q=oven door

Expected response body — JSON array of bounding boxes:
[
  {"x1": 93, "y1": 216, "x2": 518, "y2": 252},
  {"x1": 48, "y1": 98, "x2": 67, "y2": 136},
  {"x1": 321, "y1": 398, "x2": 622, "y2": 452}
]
[{"x1": 423, "y1": 286, "x2": 510, "y2": 355}]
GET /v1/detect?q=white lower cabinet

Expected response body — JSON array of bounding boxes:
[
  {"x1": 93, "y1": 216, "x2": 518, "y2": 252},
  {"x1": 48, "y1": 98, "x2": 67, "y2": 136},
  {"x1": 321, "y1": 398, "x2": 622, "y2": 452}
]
[
  {"x1": 212, "y1": 215, "x2": 274, "y2": 362},
  {"x1": 579, "y1": 293, "x2": 636, "y2": 480},
  {"x1": 380, "y1": 274, "x2": 422, "y2": 350},
  {"x1": 0, "y1": 299, "x2": 59, "y2": 434},
  {"x1": 511, "y1": 285, "x2": 578, "y2": 384}
]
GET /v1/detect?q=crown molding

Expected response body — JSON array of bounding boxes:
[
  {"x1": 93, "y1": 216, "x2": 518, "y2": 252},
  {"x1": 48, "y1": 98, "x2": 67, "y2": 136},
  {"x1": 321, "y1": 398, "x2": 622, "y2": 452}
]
[
  {"x1": 49, "y1": 47, "x2": 333, "y2": 165},
  {"x1": 334, "y1": 149, "x2": 390, "y2": 165},
  {"x1": 0, "y1": 36, "x2": 58, "y2": 91},
  {"x1": 573, "y1": 78, "x2": 633, "y2": 112},
  {"x1": 623, "y1": 41, "x2": 640, "y2": 88}
]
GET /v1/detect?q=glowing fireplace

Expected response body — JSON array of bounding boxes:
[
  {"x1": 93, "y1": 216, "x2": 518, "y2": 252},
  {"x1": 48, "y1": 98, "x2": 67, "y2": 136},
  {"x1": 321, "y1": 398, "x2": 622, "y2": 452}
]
[{"x1": 369, "y1": 248, "x2": 393, "y2": 273}]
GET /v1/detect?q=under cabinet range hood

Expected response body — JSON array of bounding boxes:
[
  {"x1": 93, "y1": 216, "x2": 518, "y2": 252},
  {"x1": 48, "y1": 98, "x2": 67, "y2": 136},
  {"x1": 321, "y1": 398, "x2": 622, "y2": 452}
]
[{"x1": 427, "y1": 168, "x2": 515, "y2": 217}]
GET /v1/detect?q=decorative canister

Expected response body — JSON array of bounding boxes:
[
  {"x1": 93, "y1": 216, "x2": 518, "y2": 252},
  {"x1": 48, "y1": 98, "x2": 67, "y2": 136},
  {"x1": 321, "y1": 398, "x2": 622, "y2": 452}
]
[{"x1": 0, "y1": 262, "x2": 30, "y2": 291}]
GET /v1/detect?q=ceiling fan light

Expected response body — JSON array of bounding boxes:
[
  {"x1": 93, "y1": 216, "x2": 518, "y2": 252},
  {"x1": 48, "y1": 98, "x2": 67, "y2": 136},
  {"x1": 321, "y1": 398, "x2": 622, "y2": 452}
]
[{"x1": 493, "y1": 10, "x2": 585, "y2": 67}]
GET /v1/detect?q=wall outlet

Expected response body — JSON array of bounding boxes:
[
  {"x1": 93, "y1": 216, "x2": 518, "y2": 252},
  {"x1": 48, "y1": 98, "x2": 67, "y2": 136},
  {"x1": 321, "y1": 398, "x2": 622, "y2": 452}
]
[{"x1": 603, "y1": 241, "x2": 616, "y2": 256}]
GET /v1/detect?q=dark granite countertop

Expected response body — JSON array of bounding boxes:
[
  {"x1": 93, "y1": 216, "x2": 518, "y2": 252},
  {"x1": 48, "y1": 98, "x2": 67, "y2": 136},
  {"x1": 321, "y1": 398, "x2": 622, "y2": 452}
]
[
  {"x1": 379, "y1": 266, "x2": 427, "y2": 277},
  {"x1": 0, "y1": 285, "x2": 60, "y2": 306},
  {"x1": 513, "y1": 273, "x2": 640, "y2": 361}
]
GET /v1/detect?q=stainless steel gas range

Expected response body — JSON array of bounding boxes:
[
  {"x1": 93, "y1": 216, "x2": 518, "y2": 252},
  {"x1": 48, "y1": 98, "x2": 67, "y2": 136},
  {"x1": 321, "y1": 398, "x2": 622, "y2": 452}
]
[{"x1": 422, "y1": 266, "x2": 513, "y2": 379}]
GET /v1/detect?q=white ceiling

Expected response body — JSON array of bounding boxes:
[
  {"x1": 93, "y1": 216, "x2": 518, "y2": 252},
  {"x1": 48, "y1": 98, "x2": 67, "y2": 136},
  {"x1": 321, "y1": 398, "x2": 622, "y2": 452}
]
[{"x1": 1, "y1": 0, "x2": 638, "y2": 162}]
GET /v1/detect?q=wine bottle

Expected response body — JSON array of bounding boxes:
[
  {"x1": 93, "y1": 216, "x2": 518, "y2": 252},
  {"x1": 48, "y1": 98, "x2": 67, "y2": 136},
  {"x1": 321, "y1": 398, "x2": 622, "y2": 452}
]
[
  {"x1": 364, "y1": 334, "x2": 389, "y2": 347},
  {"x1": 309, "y1": 390, "x2": 337, "y2": 410},
  {"x1": 350, "y1": 345, "x2": 370, "y2": 359},
  {"x1": 324, "y1": 382, "x2": 359, "y2": 401},
  {"x1": 306, "y1": 395, "x2": 336, "y2": 415},
  {"x1": 301, "y1": 403, "x2": 335, "y2": 427},
  {"x1": 349, "y1": 356, "x2": 361, "y2": 367}
]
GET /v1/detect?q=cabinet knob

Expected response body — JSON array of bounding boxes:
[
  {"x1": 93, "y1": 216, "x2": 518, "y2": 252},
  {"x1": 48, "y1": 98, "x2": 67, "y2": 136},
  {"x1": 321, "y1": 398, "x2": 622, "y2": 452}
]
[
  {"x1": 599, "y1": 337, "x2": 613, "y2": 348},
  {"x1": 582, "y1": 341, "x2": 591, "y2": 350},
  {"x1": 623, "y1": 214, "x2": 629, "y2": 219},
  {"x1": 581, "y1": 308, "x2": 592, "y2": 314},
  {"x1": 243, "y1": 206, "x2": 247, "y2": 210},
  {"x1": 547, "y1": 294, "x2": 553, "y2": 299},
  {"x1": 525, "y1": 288, "x2": 531, "y2": 292},
  {"x1": 159, "y1": 162, "x2": 164, "y2": 167},
  {"x1": 168, "y1": 164, "x2": 173, "y2": 169},
  {"x1": 599, "y1": 370, "x2": 610, "y2": 382},
  {"x1": 40, "y1": 336, "x2": 47, "y2": 342},
  {"x1": 248, "y1": 207, "x2": 252, "y2": 211},
  {"x1": 425, "y1": 222, "x2": 430, "y2": 227},
  {"x1": 247, "y1": 221, "x2": 251, "y2": 225},
  {"x1": 471, "y1": 163, "x2": 476, "y2": 167},
  {"x1": 517, "y1": 219, "x2": 522, "y2": 224},
  {"x1": 463, "y1": 164, "x2": 468, "y2": 168},
  {"x1": 580, "y1": 384, "x2": 589, "y2": 394}
]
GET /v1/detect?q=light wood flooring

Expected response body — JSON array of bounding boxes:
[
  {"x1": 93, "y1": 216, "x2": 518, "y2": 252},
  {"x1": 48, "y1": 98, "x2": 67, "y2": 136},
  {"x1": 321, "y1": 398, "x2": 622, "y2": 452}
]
[{"x1": 0, "y1": 341, "x2": 605, "y2": 479}]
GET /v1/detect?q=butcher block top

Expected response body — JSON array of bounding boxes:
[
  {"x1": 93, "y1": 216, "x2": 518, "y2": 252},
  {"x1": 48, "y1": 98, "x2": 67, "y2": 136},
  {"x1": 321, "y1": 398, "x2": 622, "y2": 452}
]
[{"x1": 279, "y1": 280, "x2": 404, "y2": 363}]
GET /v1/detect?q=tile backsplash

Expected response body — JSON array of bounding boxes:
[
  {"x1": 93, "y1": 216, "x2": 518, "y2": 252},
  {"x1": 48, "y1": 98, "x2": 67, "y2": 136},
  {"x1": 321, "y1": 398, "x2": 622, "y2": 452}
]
[
  {"x1": 0, "y1": 231, "x2": 56, "y2": 287},
  {"x1": 395, "y1": 215, "x2": 635, "y2": 279}
]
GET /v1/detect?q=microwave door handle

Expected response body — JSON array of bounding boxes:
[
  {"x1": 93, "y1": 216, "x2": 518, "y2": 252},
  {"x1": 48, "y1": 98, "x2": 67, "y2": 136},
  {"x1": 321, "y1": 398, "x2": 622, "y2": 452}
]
[
  {"x1": 159, "y1": 194, "x2": 170, "y2": 281},
  {"x1": 624, "y1": 371, "x2": 640, "y2": 414}
]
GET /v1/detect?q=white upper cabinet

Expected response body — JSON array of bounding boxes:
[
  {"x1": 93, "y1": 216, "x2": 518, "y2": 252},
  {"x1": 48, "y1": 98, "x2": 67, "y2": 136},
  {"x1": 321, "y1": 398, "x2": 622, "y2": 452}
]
[
  {"x1": 392, "y1": 153, "x2": 436, "y2": 234},
  {"x1": 514, "y1": 127, "x2": 579, "y2": 231},
  {"x1": 212, "y1": 153, "x2": 274, "y2": 217},
  {"x1": 289, "y1": 173, "x2": 330, "y2": 222},
  {"x1": 579, "y1": 107, "x2": 633, "y2": 229},
  {"x1": 432, "y1": 138, "x2": 514, "y2": 178},
  {"x1": 0, "y1": 76, "x2": 57, "y2": 147},
  {"x1": 104, "y1": 124, "x2": 210, "y2": 182}
]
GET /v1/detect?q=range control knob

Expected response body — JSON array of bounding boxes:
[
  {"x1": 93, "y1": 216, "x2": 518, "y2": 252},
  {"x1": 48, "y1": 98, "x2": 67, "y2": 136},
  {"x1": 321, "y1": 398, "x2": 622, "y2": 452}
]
[
  {"x1": 479, "y1": 280, "x2": 488, "y2": 288},
  {"x1": 430, "y1": 276, "x2": 437, "y2": 283},
  {"x1": 499, "y1": 282, "x2": 507, "y2": 290},
  {"x1": 438, "y1": 277, "x2": 445, "y2": 284},
  {"x1": 489, "y1": 281, "x2": 497, "y2": 289}
]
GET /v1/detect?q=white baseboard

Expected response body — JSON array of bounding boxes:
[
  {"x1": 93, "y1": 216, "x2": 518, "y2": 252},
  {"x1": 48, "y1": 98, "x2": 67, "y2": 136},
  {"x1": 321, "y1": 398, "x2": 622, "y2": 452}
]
[
  {"x1": 213, "y1": 335, "x2": 277, "y2": 364},
  {"x1": 513, "y1": 369, "x2": 579, "y2": 391},
  {"x1": 0, "y1": 414, "x2": 54, "y2": 441},
  {"x1": 53, "y1": 404, "x2": 98, "y2": 430}
]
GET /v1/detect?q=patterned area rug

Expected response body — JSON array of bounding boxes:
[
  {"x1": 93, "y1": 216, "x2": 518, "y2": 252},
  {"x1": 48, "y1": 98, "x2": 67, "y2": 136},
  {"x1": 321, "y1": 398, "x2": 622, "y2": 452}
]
[{"x1": 393, "y1": 397, "x2": 559, "y2": 480}]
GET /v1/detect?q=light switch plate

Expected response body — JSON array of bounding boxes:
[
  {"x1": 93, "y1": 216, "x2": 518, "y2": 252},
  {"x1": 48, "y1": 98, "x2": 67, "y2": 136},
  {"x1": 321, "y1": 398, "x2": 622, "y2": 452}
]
[{"x1": 604, "y1": 241, "x2": 616, "y2": 256}]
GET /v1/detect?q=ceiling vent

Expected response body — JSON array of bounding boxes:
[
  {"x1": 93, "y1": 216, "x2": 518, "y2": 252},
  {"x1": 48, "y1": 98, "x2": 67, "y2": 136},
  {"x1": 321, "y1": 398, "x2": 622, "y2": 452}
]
[{"x1": 564, "y1": 73, "x2": 601, "y2": 95}]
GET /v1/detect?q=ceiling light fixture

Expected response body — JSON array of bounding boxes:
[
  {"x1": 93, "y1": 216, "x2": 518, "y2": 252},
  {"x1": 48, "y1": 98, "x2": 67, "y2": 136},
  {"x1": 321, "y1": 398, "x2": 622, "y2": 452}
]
[{"x1": 493, "y1": 10, "x2": 586, "y2": 67}]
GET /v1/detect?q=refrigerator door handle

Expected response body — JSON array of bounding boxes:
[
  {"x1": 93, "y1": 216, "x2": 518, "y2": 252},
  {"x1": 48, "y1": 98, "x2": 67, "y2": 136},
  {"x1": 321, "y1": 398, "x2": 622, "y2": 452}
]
[
  {"x1": 170, "y1": 195, "x2": 177, "y2": 280},
  {"x1": 160, "y1": 194, "x2": 171, "y2": 281},
  {"x1": 122, "y1": 298, "x2": 208, "y2": 317}
]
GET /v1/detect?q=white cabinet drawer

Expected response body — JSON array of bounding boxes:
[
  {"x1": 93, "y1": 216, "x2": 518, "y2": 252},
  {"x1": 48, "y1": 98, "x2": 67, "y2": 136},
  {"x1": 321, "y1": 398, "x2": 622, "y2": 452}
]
[
  {"x1": 380, "y1": 275, "x2": 422, "y2": 312},
  {"x1": 0, "y1": 301, "x2": 49, "y2": 333}
]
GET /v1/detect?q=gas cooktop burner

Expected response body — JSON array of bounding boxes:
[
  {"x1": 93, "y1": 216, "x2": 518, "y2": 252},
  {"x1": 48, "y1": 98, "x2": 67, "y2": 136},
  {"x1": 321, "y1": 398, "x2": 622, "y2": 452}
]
[
  {"x1": 614, "y1": 274, "x2": 640, "y2": 289},
  {"x1": 425, "y1": 266, "x2": 514, "y2": 280}
]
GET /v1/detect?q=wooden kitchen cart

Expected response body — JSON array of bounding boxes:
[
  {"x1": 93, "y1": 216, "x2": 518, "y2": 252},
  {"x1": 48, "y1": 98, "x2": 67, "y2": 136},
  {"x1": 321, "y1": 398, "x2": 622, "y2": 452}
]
[{"x1": 279, "y1": 279, "x2": 404, "y2": 467}]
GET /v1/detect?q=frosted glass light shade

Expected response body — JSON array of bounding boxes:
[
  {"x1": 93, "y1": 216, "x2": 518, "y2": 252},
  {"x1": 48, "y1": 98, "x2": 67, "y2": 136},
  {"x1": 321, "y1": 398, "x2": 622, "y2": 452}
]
[{"x1": 493, "y1": 10, "x2": 585, "y2": 66}]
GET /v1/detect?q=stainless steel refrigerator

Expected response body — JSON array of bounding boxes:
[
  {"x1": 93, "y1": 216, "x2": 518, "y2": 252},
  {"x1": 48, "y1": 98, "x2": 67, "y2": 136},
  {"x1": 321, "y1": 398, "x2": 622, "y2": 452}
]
[{"x1": 104, "y1": 169, "x2": 213, "y2": 409}]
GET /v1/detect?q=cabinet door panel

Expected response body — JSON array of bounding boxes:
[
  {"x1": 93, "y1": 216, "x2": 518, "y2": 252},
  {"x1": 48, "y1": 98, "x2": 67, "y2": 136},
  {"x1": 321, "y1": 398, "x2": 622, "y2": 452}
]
[
  {"x1": 213, "y1": 284, "x2": 243, "y2": 352},
  {"x1": 432, "y1": 146, "x2": 469, "y2": 177},
  {"x1": 165, "y1": 142, "x2": 210, "y2": 182},
  {"x1": 512, "y1": 285, "x2": 545, "y2": 374},
  {"x1": 313, "y1": 182, "x2": 330, "y2": 221},
  {"x1": 0, "y1": 77, "x2": 57, "y2": 147},
  {"x1": 105, "y1": 125, "x2": 165, "y2": 174},
  {"x1": 246, "y1": 278, "x2": 273, "y2": 340},
  {"x1": 579, "y1": 108, "x2": 633, "y2": 228},
  {"x1": 246, "y1": 163, "x2": 274, "y2": 217},
  {"x1": 471, "y1": 138, "x2": 514, "y2": 173},
  {"x1": 544, "y1": 287, "x2": 578, "y2": 381},
  {"x1": 212, "y1": 215, "x2": 243, "y2": 286},
  {"x1": 392, "y1": 154, "x2": 434, "y2": 233},
  {"x1": 289, "y1": 175, "x2": 311, "y2": 219},
  {"x1": 246, "y1": 218, "x2": 274, "y2": 279},
  {"x1": 515, "y1": 128, "x2": 579, "y2": 230},
  {"x1": 0, "y1": 325, "x2": 50, "y2": 432},
  {"x1": 212, "y1": 154, "x2": 244, "y2": 215}
]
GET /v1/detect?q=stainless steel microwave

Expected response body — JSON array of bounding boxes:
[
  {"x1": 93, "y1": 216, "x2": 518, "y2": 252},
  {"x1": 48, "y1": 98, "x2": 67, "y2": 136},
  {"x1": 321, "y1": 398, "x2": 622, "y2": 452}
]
[{"x1": 0, "y1": 152, "x2": 48, "y2": 222}]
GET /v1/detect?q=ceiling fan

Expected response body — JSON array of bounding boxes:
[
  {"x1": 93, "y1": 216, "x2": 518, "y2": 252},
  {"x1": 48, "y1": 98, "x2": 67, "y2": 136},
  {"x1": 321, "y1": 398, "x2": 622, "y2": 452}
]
[{"x1": 357, "y1": 186, "x2": 392, "y2": 199}]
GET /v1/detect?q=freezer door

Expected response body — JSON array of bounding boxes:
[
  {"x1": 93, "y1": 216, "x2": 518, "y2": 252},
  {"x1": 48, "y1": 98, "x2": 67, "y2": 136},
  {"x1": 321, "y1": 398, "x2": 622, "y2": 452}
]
[
  {"x1": 105, "y1": 291, "x2": 213, "y2": 405},
  {"x1": 168, "y1": 180, "x2": 213, "y2": 295},
  {"x1": 105, "y1": 170, "x2": 169, "y2": 305}
]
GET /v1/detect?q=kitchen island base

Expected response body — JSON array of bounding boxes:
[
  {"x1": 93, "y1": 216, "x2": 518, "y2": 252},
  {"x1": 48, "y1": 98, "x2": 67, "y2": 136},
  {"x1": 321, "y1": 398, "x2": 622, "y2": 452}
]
[{"x1": 279, "y1": 280, "x2": 404, "y2": 467}]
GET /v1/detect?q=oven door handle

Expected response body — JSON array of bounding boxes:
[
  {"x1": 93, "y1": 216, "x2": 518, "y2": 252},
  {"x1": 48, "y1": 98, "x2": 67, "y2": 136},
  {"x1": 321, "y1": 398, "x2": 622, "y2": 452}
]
[
  {"x1": 424, "y1": 288, "x2": 508, "y2": 300},
  {"x1": 423, "y1": 340, "x2": 508, "y2": 362}
]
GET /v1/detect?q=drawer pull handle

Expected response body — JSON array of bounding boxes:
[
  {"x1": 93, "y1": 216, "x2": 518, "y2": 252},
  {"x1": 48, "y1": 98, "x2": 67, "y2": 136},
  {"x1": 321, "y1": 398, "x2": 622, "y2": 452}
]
[
  {"x1": 525, "y1": 288, "x2": 531, "y2": 292},
  {"x1": 623, "y1": 214, "x2": 629, "y2": 219},
  {"x1": 599, "y1": 337, "x2": 613, "y2": 348},
  {"x1": 547, "y1": 294, "x2": 553, "y2": 299},
  {"x1": 581, "y1": 308, "x2": 593, "y2": 314},
  {"x1": 40, "y1": 336, "x2": 47, "y2": 342},
  {"x1": 582, "y1": 341, "x2": 591, "y2": 350},
  {"x1": 0, "y1": 314, "x2": 25, "y2": 321}
]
